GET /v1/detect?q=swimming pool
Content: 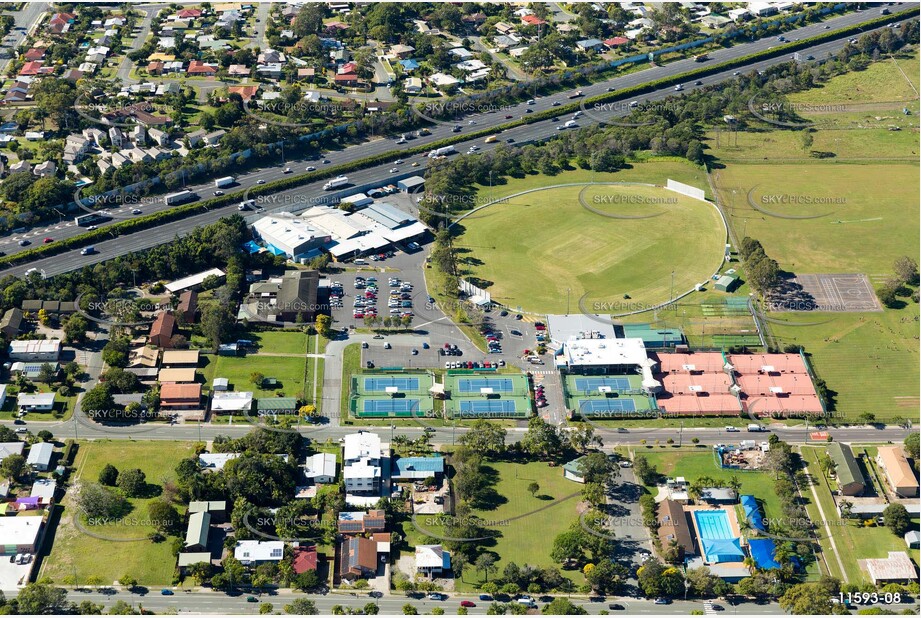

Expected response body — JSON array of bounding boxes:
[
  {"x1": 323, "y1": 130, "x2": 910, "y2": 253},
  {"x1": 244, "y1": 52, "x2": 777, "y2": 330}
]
[
  {"x1": 693, "y1": 509, "x2": 744, "y2": 564},
  {"x1": 694, "y1": 509, "x2": 733, "y2": 540}
]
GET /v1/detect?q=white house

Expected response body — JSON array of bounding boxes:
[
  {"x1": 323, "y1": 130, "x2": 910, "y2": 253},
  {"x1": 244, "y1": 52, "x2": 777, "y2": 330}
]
[
  {"x1": 415, "y1": 544, "x2": 451, "y2": 578},
  {"x1": 234, "y1": 540, "x2": 284, "y2": 565},
  {"x1": 26, "y1": 442, "x2": 54, "y2": 471},
  {"x1": 305, "y1": 452, "x2": 336, "y2": 484},
  {"x1": 210, "y1": 391, "x2": 253, "y2": 414},
  {"x1": 18, "y1": 393, "x2": 55, "y2": 413}
]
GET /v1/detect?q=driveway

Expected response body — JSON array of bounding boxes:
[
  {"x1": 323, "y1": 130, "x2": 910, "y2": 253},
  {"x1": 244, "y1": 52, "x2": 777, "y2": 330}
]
[{"x1": 605, "y1": 466, "x2": 654, "y2": 595}]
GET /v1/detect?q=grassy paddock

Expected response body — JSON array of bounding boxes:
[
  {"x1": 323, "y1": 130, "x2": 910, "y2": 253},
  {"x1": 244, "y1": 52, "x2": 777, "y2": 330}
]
[{"x1": 40, "y1": 441, "x2": 196, "y2": 586}]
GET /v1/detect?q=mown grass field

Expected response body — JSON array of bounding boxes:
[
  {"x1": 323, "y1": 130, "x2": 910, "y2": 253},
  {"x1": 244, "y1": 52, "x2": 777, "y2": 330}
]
[
  {"x1": 41, "y1": 441, "x2": 196, "y2": 586},
  {"x1": 403, "y1": 460, "x2": 586, "y2": 592},
  {"x1": 633, "y1": 448, "x2": 784, "y2": 522},
  {"x1": 211, "y1": 355, "x2": 307, "y2": 400},
  {"x1": 455, "y1": 171, "x2": 724, "y2": 313}
]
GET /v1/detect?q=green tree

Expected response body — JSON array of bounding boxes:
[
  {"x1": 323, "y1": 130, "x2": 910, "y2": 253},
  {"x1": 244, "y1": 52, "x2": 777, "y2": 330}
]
[
  {"x1": 475, "y1": 554, "x2": 498, "y2": 582},
  {"x1": 16, "y1": 583, "x2": 68, "y2": 614},
  {"x1": 283, "y1": 598, "x2": 318, "y2": 615},
  {"x1": 63, "y1": 314, "x2": 90, "y2": 344},
  {"x1": 147, "y1": 500, "x2": 180, "y2": 535},
  {"x1": 542, "y1": 598, "x2": 587, "y2": 615},
  {"x1": 98, "y1": 464, "x2": 119, "y2": 486},
  {"x1": 527, "y1": 482, "x2": 540, "y2": 497},
  {"x1": 779, "y1": 583, "x2": 839, "y2": 615},
  {"x1": 0, "y1": 453, "x2": 25, "y2": 483},
  {"x1": 118, "y1": 574, "x2": 138, "y2": 590},
  {"x1": 882, "y1": 503, "x2": 911, "y2": 536},
  {"x1": 402, "y1": 603, "x2": 419, "y2": 615},
  {"x1": 116, "y1": 468, "x2": 147, "y2": 498},
  {"x1": 458, "y1": 420, "x2": 506, "y2": 455}
]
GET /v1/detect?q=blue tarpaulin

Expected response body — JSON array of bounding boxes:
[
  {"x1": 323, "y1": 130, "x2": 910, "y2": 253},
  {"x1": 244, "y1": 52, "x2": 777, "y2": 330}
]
[
  {"x1": 749, "y1": 538, "x2": 781, "y2": 569},
  {"x1": 741, "y1": 495, "x2": 765, "y2": 531},
  {"x1": 243, "y1": 241, "x2": 261, "y2": 254}
]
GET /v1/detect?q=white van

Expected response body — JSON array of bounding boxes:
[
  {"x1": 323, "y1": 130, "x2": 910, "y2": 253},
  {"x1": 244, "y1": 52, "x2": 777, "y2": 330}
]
[{"x1": 354, "y1": 258, "x2": 367, "y2": 265}]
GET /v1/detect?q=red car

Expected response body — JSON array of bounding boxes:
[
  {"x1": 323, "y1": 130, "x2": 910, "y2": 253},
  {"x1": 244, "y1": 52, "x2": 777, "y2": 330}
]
[
  {"x1": 43, "y1": 237, "x2": 53, "y2": 244},
  {"x1": 460, "y1": 601, "x2": 476, "y2": 608}
]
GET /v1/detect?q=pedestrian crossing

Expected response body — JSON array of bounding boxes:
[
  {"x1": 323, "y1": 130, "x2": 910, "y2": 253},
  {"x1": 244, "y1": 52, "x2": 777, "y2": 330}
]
[
  {"x1": 529, "y1": 369, "x2": 556, "y2": 375},
  {"x1": 703, "y1": 601, "x2": 718, "y2": 615}
]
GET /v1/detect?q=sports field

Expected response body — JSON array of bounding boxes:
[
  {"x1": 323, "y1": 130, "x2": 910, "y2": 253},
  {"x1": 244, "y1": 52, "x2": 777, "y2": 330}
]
[
  {"x1": 455, "y1": 180, "x2": 725, "y2": 313},
  {"x1": 443, "y1": 372, "x2": 531, "y2": 419},
  {"x1": 713, "y1": 163, "x2": 918, "y2": 274}
]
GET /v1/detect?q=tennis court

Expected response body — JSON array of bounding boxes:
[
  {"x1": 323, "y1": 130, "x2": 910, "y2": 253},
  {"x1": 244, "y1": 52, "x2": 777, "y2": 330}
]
[
  {"x1": 456, "y1": 377, "x2": 515, "y2": 393},
  {"x1": 363, "y1": 376, "x2": 421, "y2": 392},
  {"x1": 577, "y1": 398, "x2": 637, "y2": 413},
  {"x1": 458, "y1": 400, "x2": 517, "y2": 414},
  {"x1": 363, "y1": 398, "x2": 423, "y2": 414},
  {"x1": 573, "y1": 377, "x2": 631, "y2": 391}
]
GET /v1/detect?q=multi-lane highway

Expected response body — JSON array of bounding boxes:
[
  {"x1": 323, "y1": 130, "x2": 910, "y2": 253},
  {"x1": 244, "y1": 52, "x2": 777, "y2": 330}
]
[{"x1": 0, "y1": 5, "x2": 915, "y2": 277}]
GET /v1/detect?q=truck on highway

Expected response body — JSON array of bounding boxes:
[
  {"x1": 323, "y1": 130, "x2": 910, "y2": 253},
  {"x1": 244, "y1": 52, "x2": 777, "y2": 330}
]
[
  {"x1": 214, "y1": 176, "x2": 235, "y2": 188},
  {"x1": 427, "y1": 145, "x2": 455, "y2": 158},
  {"x1": 694, "y1": 54, "x2": 708, "y2": 62},
  {"x1": 75, "y1": 212, "x2": 112, "y2": 227},
  {"x1": 484, "y1": 135, "x2": 498, "y2": 144},
  {"x1": 747, "y1": 424, "x2": 764, "y2": 432},
  {"x1": 323, "y1": 176, "x2": 349, "y2": 190},
  {"x1": 164, "y1": 190, "x2": 198, "y2": 206},
  {"x1": 238, "y1": 199, "x2": 256, "y2": 211},
  {"x1": 568, "y1": 90, "x2": 583, "y2": 98}
]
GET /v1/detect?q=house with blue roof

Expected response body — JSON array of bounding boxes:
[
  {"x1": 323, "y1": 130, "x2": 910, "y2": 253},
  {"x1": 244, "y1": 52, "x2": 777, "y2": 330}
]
[
  {"x1": 391, "y1": 456, "x2": 444, "y2": 482},
  {"x1": 415, "y1": 544, "x2": 450, "y2": 579},
  {"x1": 399, "y1": 59, "x2": 419, "y2": 72}
]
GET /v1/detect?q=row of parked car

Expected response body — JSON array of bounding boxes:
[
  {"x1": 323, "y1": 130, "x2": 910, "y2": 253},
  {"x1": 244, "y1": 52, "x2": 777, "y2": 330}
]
[{"x1": 445, "y1": 359, "x2": 506, "y2": 369}]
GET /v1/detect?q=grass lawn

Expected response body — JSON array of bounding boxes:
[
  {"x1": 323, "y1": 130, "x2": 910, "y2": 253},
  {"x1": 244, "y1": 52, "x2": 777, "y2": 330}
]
[
  {"x1": 212, "y1": 355, "x2": 307, "y2": 400},
  {"x1": 768, "y1": 311, "x2": 919, "y2": 423},
  {"x1": 632, "y1": 448, "x2": 784, "y2": 521},
  {"x1": 799, "y1": 446, "x2": 916, "y2": 584},
  {"x1": 339, "y1": 344, "x2": 361, "y2": 424},
  {"x1": 249, "y1": 330, "x2": 308, "y2": 355},
  {"x1": 713, "y1": 163, "x2": 918, "y2": 274},
  {"x1": 40, "y1": 441, "x2": 196, "y2": 586},
  {"x1": 403, "y1": 460, "x2": 587, "y2": 592},
  {"x1": 787, "y1": 53, "x2": 919, "y2": 105},
  {"x1": 455, "y1": 170, "x2": 724, "y2": 313}
]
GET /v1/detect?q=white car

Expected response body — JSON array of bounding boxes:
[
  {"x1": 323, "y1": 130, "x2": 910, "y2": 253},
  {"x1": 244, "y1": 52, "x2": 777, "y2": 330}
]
[
  {"x1": 283, "y1": 167, "x2": 292, "y2": 173},
  {"x1": 389, "y1": 167, "x2": 398, "y2": 173},
  {"x1": 306, "y1": 166, "x2": 316, "y2": 172},
  {"x1": 469, "y1": 145, "x2": 479, "y2": 151},
  {"x1": 395, "y1": 159, "x2": 403, "y2": 164},
  {"x1": 725, "y1": 426, "x2": 740, "y2": 432},
  {"x1": 257, "y1": 179, "x2": 266, "y2": 184}
]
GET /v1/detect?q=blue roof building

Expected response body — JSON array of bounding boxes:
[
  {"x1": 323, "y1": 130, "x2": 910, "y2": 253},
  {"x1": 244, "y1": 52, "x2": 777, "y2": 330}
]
[{"x1": 392, "y1": 456, "x2": 444, "y2": 481}]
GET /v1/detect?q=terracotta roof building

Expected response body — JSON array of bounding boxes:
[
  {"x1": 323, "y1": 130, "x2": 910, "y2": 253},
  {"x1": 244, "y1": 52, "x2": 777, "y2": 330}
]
[
  {"x1": 657, "y1": 499, "x2": 695, "y2": 557},
  {"x1": 149, "y1": 312, "x2": 177, "y2": 348}
]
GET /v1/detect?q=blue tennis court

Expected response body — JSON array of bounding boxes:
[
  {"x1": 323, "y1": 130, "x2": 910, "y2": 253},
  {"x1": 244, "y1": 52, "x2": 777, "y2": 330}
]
[
  {"x1": 363, "y1": 376, "x2": 420, "y2": 391},
  {"x1": 578, "y1": 399, "x2": 637, "y2": 413},
  {"x1": 458, "y1": 400, "x2": 517, "y2": 413},
  {"x1": 457, "y1": 377, "x2": 515, "y2": 393},
  {"x1": 574, "y1": 377, "x2": 630, "y2": 391},
  {"x1": 362, "y1": 399, "x2": 421, "y2": 413}
]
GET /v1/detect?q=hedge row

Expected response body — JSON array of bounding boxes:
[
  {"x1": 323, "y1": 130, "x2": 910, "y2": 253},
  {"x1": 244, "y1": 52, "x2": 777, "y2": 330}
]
[{"x1": 1, "y1": 8, "x2": 912, "y2": 273}]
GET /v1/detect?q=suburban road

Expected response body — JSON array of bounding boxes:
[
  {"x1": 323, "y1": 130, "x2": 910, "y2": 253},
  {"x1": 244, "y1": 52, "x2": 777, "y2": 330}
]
[
  {"x1": 0, "y1": 5, "x2": 915, "y2": 276},
  {"x1": 45, "y1": 588, "x2": 921, "y2": 615},
  {"x1": 0, "y1": 1, "x2": 49, "y2": 72}
]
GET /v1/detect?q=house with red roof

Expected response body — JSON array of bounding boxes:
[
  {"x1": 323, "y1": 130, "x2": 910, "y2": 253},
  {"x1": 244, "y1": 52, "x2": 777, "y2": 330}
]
[
  {"x1": 605, "y1": 37, "x2": 630, "y2": 47},
  {"x1": 187, "y1": 61, "x2": 218, "y2": 76},
  {"x1": 334, "y1": 72, "x2": 358, "y2": 87},
  {"x1": 228, "y1": 85, "x2": 260, "y2": 101},
  {"x1": 48, "y1": 12, "x2": 76, "y2": 35},
  {"x1": 338, "y1": 61, "x2": 357, "y2": 75},
  {"x1": 521, "y1": 15, "x2": 547, "y2": 27},
  {"x1": 177, "y1": 8, "x2": 203, "y2": 19},
  {"x1": 292, "y1": 545, "x2": 318, "y2": 574},
  {"x1": 23, "y1": 48, "x2": 46, "y2": 62},
  {"x1": 19, "y1": 61, "x2": 44, "y2": 77}
]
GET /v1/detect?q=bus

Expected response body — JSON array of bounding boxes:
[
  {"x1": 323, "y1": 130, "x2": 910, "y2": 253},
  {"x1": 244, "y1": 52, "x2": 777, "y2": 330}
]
[{"x1": 75, "y1": 212, "x2": 112, "y2": 227}]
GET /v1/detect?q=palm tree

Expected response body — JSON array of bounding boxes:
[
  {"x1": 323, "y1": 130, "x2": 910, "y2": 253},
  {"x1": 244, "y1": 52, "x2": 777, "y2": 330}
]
[{"x1": 742, "y1": 557, "x2": 757, "y2": 574}]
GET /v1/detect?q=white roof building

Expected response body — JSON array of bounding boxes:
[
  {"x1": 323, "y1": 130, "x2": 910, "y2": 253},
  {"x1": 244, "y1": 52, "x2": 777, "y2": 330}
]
[
  {"x1": 198, "y1": 452, "x2": 240, "y2": 471},
  {"x1": 234, "y1": 540, "x2": 284, "y2": 564},
  {"x1": 415, "y1": 544, "x2": 449, "y2": 569},
  {"x1": 305, "y1": 452, "x2": 337, "y2": 482},
  {"x1": 0, "y1": 442, "x2": 24, "y2": 462},
  {"x1": 864, "y1": 552, "x2": 917, "y2": 584},
  {"x1": 26, "y1": 441, "x2": 54, "y2": 468},
  {"x1": 563, "y1": 337, "x2": 648, "y2": 370},
  {"x1": 0, "y1": 516, "x2": 42, "y2": 548},
  {"x1": 18, "y1": 393, "x2": 56, "y2": 411},
  {"x1": 165, "y1": 268, "x2": 225, "y2": 294},
  {"x1": 344, "y1": 431, "x2": 381, "y2": 465},
  {"x1": 30, "y1": 478, "x2": 56, "y2": 502},
  {"x1": 252, "y1": 215, "x2": 330, "y2": 259},
  {"x1": 210, "y1": 391, "x2": 254, "y2": 413}
]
